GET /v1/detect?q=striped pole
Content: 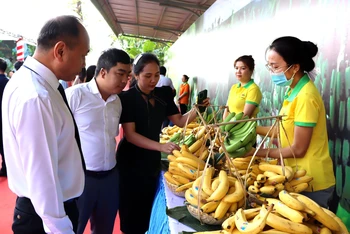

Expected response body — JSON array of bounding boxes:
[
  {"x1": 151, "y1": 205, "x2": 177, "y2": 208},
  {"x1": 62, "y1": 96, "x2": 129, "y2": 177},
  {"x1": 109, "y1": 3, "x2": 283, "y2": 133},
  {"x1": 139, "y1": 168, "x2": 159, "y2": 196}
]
[{"x1": 16, "y1": 37, "x2": 24, "y2": 61}]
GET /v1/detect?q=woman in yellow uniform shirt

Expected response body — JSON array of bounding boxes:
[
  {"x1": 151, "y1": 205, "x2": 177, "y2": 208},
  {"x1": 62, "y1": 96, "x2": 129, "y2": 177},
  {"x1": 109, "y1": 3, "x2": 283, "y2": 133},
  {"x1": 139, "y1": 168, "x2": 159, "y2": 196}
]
[
  {"x1": 223, "y1": 55, "x2": 262, "y2": 119},
  {"x1": 254, "y1": 36, "x2": 335, "y2": 208}
]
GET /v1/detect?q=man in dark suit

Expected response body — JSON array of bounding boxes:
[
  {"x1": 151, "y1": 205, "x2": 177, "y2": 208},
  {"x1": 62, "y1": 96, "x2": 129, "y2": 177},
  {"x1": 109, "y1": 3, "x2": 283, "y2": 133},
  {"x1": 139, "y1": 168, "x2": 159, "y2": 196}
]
[{"x1": 0, "y1": 57, "x2": 9, "y2": 177}]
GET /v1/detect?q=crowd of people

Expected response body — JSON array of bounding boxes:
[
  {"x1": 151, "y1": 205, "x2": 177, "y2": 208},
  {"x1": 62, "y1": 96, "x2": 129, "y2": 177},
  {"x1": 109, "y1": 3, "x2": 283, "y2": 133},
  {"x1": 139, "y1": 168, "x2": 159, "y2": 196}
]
[{"x1": 0, "y1": 14, "x2": 336, "y2": 234}]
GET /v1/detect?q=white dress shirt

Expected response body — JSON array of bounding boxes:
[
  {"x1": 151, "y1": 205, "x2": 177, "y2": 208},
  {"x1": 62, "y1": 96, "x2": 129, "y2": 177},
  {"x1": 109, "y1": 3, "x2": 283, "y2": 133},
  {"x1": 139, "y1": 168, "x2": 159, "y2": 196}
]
[
  {"x1": 156, "y1": 74, "x2": 174, "y2": 89},
  {"x1": 2, "y1": 56, "x2": 84, "y2": 234},
  {"x1": 65, "y1": 79, "x2": 121, "y2": 171}
]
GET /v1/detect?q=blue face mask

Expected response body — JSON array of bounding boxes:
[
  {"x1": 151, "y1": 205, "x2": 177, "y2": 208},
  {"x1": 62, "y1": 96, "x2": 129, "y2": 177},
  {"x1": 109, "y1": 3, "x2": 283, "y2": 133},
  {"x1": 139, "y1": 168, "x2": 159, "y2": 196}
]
[{"x1": 270, "y1": 65, "x2": 295, "y2": 86}]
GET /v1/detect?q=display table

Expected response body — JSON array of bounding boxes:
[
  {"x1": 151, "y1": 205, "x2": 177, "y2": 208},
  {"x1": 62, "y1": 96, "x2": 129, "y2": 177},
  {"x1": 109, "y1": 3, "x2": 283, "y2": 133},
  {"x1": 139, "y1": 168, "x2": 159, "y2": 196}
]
[{"x1": 147, "y1": 172, "x2": 195, "y2": 234}]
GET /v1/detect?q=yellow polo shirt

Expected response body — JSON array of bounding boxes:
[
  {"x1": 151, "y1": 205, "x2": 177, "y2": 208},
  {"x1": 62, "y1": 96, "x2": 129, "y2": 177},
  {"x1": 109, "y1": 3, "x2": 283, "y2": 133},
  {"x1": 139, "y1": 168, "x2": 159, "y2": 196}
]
[
  {"x1": 280, "y1": 74, "x2": 335, "y2": 192},
  {"x1": 226, "y1": 79, "x2": 262, "y2": 117}
]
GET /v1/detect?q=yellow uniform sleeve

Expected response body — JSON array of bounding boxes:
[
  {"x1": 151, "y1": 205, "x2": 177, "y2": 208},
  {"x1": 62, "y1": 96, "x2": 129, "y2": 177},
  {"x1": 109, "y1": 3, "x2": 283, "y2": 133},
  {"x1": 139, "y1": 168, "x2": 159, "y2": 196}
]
[{"x1": 294, "y1": 92, "x2": 319, "y2": 127}]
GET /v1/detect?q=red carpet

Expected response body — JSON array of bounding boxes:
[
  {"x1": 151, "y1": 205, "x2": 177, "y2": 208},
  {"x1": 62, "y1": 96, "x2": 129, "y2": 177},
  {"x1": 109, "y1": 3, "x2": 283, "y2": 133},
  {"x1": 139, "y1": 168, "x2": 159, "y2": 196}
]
[{"x1": 0, "y1": 158, "x2": 121, "y2": 234}]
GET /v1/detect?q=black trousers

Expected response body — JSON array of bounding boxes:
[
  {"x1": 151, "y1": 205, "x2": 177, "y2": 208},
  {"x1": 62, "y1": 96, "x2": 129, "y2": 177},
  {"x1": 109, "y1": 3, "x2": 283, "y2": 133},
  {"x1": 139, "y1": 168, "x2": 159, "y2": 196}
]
[
  {"x1": 180, "y1": 104, "x2": 187, "y2": 115},
  {"x1": 12, "y1": 197, "x2": 79, "y2": 234}
]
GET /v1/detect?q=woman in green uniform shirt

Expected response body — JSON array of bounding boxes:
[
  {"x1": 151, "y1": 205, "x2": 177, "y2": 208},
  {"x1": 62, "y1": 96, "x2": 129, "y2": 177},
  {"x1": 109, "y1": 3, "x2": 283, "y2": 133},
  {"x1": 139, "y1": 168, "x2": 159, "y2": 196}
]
[
  {"x1": 223, "y1": 55, "x2": 262, "y2": 119},
  {"x1": 254, "y1": 36, "x2": 335, "y2": 208}
]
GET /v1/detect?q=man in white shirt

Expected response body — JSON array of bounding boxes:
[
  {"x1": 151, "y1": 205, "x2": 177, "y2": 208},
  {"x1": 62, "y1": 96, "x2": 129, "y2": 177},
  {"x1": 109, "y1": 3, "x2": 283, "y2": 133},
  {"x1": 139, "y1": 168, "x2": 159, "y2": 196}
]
[
  {"x1": 65, "y1": 48, "x2": 131, "y2": 234},
  {"x1": 156, "y1": 66, "x2": 175, "y2": 91},
  {"x1": 156, "y1": 66, "x2": 175, "y2": 127},
  {"x1": 2, "y1": 15, "x2": 90, "y2": 234}
]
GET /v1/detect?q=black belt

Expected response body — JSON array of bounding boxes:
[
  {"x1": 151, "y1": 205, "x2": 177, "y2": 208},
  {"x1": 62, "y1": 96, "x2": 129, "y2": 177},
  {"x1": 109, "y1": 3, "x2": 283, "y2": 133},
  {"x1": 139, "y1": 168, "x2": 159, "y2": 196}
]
[{"x1": 86, "y1": 167, "x2": 115, "y2": 178}]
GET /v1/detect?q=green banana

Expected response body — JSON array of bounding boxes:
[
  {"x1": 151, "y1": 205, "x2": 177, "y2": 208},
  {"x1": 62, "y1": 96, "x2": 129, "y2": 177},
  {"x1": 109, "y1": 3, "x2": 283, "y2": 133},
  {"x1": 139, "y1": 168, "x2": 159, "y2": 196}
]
[
  {"x1": 184, "y1": 134, "x2": 197, "y2": 147},
  {"x1": 338, "y1": 101, "x2": 345, "y2": 132},
  {"x1": 229, "y1": 146, "x2": 248, "y2": 158},
  {"x1": 229, "y1": 116, "x2": 249, "y2": 133},
  {"x1": 225, "y1": 112, "x2": 244, "y2": 132},
  {"x1": 220, "y1": 112, "x2": 236, "y2": 131},
  {"x1": 169, "y1": 132, "x2": 181, "y2": 143}
]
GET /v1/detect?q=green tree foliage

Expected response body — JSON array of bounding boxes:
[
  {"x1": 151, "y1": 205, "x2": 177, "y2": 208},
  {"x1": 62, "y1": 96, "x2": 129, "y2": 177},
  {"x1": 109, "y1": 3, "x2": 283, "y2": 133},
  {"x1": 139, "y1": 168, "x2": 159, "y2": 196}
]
[{"x1": 112, "y1": 35, "x2": 171, "y2": 64}]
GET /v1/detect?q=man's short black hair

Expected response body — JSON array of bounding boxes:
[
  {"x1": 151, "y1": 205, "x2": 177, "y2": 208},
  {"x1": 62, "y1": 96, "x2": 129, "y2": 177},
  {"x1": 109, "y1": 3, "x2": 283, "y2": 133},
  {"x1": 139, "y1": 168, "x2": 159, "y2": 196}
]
[
  {"x1": 96, "y1": 48, "x2": 130, "y2": 76},
  {"x1": 37, "y1": 15, "x2": 83, "y2": 50},
  {"x1": 0, "y1": 58, "x2": 7, "y2": 72},
  {"x1": 14, "y1": 60, "x2": 24, "y2": 71},
  {"x1": 160, "y1": 66, "x2": 166, "y2": 75}
]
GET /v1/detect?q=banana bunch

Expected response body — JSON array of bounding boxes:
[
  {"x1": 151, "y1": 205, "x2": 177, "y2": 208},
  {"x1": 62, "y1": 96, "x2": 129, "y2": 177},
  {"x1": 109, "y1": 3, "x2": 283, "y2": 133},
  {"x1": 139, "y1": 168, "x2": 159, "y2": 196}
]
[
  {"x1": 194, "y1": 193, "x2": 348, "y2": 234},
  {"x1": 220, "y1": 112, "x2": 257, "y2": 158},
  {"x1": 164, "y1": 146, "x2": 210, "y2": 195},
  {"x1": 185, "y1": 169, "x2": 247, "y2": 221},
  {"x1": 160, "y1": 122, "x2": 201, "y2": 144}
]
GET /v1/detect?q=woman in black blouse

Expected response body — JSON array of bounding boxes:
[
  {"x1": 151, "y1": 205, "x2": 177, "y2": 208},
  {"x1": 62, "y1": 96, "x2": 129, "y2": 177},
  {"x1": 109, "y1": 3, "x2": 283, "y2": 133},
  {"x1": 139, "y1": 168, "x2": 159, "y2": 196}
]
[{"x1": 117, "y1": 53, "x2": 209, "y2": 234}]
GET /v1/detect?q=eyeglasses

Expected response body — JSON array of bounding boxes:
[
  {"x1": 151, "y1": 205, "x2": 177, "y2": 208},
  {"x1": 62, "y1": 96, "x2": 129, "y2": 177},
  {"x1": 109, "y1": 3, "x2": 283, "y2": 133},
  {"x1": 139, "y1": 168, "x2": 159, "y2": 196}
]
[{"x1": 265, "y1": 64, "x2": 292, "y2": 73}]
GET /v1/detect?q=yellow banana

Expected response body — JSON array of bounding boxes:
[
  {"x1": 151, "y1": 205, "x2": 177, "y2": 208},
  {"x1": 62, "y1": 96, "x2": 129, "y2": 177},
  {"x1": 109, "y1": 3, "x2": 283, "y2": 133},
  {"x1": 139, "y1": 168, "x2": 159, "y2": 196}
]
[
  {"x1": 227, "y1": 176, "x2": 237, "y2": 187},
  {"x1": 207, "y1": 170, "x2": 229, "y2": 202},
  {"x1": 175, "y1": 181, "x2": 194, "y2": 192},
  {"x1": 214, "y1": 200, "x2": 231, "y2": 220},
  {"x1": 263, "y1": 171, "x2": 278, "y2": 177},
  {"x1": 256, "y1": 174, "x2": 267, "y2": 183},
  {"x1": 194, "y1": 230, "x2": 231, "y2": 234},
  {"x1": 201, "y1": 201, "x2": 220, "y2": 213},
  {"x1": 266, "y1": 198, "x2": 305, "y2": 223},
  {"x1": 164, "y1": 171, "x2": 181, "y2": 185},
  {"x1": 232, "y1": 160, "x2": 249, "y2": 170},
  {"x1": 291, "y1": 193, "x2": 340, "y2": 231},
  {"x1": 246, "y1": 177, "x2": 255, "y2": 186},
  {"x1": 259, "y1": 185, "x2": 277, "y2": 195},
  {"x1": 199, "y1": 149, "x2": 209, "y2": 161},
  {"x1": 293, "y1": 169, "x2": 307, "y2": 178},
  {"x1": 248, "y1": 185, "x2": 260, "y2": 194},
  {"x1": 258, "y1": 164, "x2": 293, "y2": 181},
  {"x1": 180, "y1": 144, "x2": 190, "y2": 152},
  {"x1": 322, "y1": 208, "x2": 349, "y2": 234},
  {"x1": 172, "y1": 174, "x2": 192, "y2": 184},
  {"x1": 202, "y1": 167, "x2": 215, "y2": 195},
  {"x1": 222, "y1": 180, "x2": 245, "y2": 203},
  {"x1": 289, "y1": 175, "x2": 313, "y2": 187},
  {"x1": 303, "y1": 222, "x2": 322, "y2": 234},
  {"x1": 169, "y1": 165, "x2": 194, "y2": 179},
  {"x1": 249, "y1": 164, "x2": 263, "y2": 175},
  {"x1": 319, "y1": 227, "x2": 332, "y2": 234},
  {"x1": 243, "y1": 207, "x2": 261, "y2": 220},
  {"x1": 234, "y1": 156, "x2": 253, "y2": 162},
  {"x1": 176, "y1": 156, "x2": 206, "y2": 170},
  {"x1": 284, "y1": 182, "x2": 295, "y2": 192},
  {"x1": 274, "y1": 183, "x2": 285, "y2": 191},
  {"x1": 229, "y1": 202, "x2": 238, "y2": 213},
  {"x1": 234, "y1": 206, "x2": 272, "y2": 234},
  {"x1": 278, "y1": 190, "x2": 305, "y2": 211},
  {"x1": 237, "y1": 196, "x2": 245, "y2": 208},
  {"x1": 265, "y1": 175, "x2": 286, "y2": 186},
  {"x1": 177, "y1": 162, "x2": 198, "y2": 180},
  {"x1": 260, "y1": 229, "x2": 292, "y2": 234},
  {"x1": 222, "y1": 215, "x2": 236, "y2": 232},
  {"x1": 211, "y1": 178, "x2": 220, "y2": 191},
  {"x1": 260, "y1": 204, "x2": 312, "y2": 234},
  {"x1": 192, "y1": 176, "x2": 210, "y2": 199},
  {"x1": 254, "y1": 181, "x2": 262, "y2": 188},
  {"x1": 167, "y1": 154, "x2": 177, "y2": 162},
  {"x1": 185, "y1": 188, "x2": 204, "y2": 207},
  {"x1": 172, "y1": 149, "x2": 182, "y2": 158},
  {"x1": 292, "y1": 182, "x2": 309, "y2": 193},
  {"x1": 169, "y1": 161, "x2": 179, "y2": 168},
  {"x1": 189, "y1": 138, "x2": 204, "y2": 153}
]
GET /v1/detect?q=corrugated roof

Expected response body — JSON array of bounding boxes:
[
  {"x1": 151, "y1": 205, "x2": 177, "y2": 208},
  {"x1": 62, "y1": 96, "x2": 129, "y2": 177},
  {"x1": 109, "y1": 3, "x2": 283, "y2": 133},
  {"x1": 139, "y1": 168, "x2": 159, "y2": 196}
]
[{"x1": 90, "y1": 0, "x2": 216, "y2": 43}]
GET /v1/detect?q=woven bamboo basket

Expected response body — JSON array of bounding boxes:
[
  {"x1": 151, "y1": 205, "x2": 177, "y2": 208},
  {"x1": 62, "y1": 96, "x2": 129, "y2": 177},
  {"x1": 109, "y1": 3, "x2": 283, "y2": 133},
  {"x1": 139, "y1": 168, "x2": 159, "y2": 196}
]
[
  {"x1": 164, "y1": 179, "x2": 186, "y2": 197},
  {"x1": 186, "y1": 204, "x2": 227, "y2": 226}
]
